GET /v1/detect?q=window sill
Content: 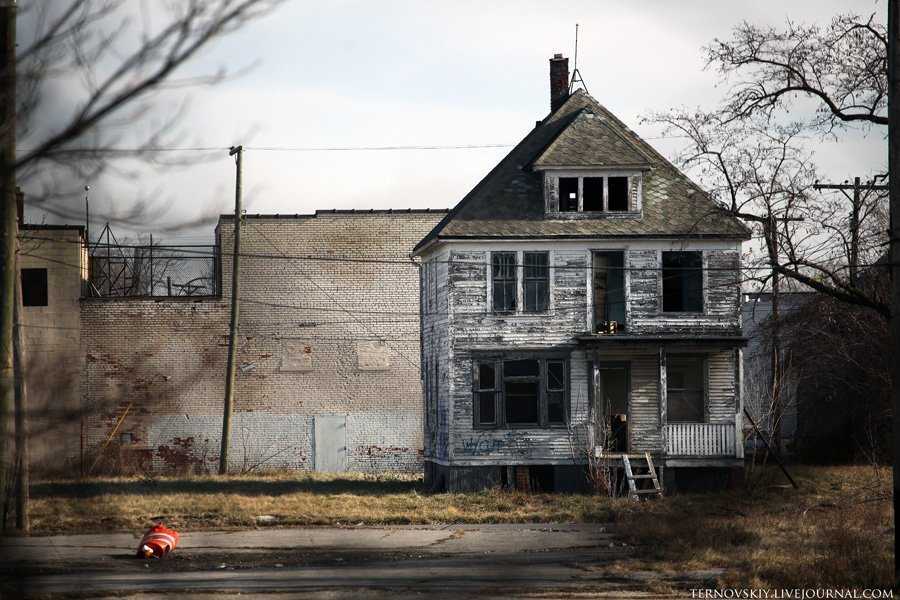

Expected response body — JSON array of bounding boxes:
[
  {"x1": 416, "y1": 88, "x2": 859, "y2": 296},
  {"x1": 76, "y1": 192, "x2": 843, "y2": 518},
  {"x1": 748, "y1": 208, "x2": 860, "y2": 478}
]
[
  {"x1": 657, "y1": 311, "x2": 707, "y2": 318},
  {"x1": 547, "y1": 211, "x2": 642, "y2": 220}
]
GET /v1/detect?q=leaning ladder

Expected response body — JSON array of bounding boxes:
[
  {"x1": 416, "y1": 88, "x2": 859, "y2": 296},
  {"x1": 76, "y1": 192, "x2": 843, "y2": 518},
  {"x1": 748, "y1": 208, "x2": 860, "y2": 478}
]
[{"x1": 622, "y1": 452, "x2": 663, "y2": 500}]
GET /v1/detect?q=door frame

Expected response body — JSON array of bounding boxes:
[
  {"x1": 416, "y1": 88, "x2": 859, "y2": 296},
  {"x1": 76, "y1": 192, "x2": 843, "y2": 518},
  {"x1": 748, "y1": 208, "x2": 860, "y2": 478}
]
[{"x1": 592, "y1": 360, "x2": 632, "y2": 453}]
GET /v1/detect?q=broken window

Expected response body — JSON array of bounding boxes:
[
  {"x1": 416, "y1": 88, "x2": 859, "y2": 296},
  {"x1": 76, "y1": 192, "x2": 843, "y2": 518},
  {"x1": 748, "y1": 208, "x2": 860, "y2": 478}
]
[
  {"x1": 662, "y1": 251, "x2": 703, "y2": 312},
  {"x1": 559, "y1": 177, "x2": 579, "y2": 212},
  {"x1": 607, "y1": 177, "x2": 629, "y2": 211},
  {"x1": 523, "y1": 252, "x2": 549, "y2": 313},
  {"x1": 582, "y1": 177, "x2": 604, "y2": 211},
  {"x1": 666, "y1": 356, "x2": 706, "y2": 423},
  {"x1": 21, "y1": 268, "x2": 48, "y2": 307},
  {"x1": 552, "y1": 174, "x2": 637, "y2": 213},
  {"x1": 473, "y1": 357, "x2": 568, "y2": 429},
  {"x1": 592, "y1": 251, "x2": 625, "y2": 332},
  {"x1": 491, "y1": 252, "x2": 517, "y2": 313}
]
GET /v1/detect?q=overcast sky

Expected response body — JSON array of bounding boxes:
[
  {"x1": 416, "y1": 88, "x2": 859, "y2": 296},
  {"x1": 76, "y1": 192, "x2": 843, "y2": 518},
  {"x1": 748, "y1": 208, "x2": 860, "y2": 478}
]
[{"x1": 23, "y1": 0, "x2": 888, "y2": 242}]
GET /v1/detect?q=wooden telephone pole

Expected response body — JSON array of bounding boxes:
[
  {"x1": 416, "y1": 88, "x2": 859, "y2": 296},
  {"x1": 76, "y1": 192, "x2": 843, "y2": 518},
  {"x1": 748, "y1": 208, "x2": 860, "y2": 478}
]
[
  {"x1": 765, "y1": 212, "x2": 803, "y2": 454},
  {"x1": 813, "y1": 178, "x2": 890, "y2": 287},
  {"x1": 219, "y1": 145, "x2": 243, "y2": 475}
]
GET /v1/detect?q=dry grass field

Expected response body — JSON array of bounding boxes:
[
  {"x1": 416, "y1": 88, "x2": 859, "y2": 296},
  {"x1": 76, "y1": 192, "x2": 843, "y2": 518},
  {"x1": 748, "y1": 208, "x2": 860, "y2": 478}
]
[{"x1": 26, "y1": 465, "x2": 892, "y2": 589}]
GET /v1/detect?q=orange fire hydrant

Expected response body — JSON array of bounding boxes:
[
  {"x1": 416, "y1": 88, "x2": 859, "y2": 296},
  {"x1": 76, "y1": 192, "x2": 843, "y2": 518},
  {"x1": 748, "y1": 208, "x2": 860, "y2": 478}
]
[{"x1": 136, "y1": 523, "x2": 180, "y2": 559}]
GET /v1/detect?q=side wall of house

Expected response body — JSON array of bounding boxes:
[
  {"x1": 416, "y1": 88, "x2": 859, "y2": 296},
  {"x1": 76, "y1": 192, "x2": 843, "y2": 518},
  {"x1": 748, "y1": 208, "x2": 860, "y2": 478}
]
[
  {"x1": 18, "y1": 228, "x2": 86, "y2": 473},
  {"x1": 82, "y1": 211, "x2": 444, "y2": 474}
]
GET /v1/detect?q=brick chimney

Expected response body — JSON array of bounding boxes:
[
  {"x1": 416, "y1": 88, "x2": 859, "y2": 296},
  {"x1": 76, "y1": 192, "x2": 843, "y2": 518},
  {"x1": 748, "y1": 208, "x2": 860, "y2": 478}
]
[{"x1": 549, "y1": 53, "x2": 569, "y2": 112}]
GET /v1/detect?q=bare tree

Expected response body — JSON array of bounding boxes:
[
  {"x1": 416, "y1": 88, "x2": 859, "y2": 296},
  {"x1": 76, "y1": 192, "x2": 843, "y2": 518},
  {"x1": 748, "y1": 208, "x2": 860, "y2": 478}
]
[
  {"x1": 704, "y1": 13, "x2": 887, "y2": 129},
  {"x1": 1, "y1": 0, "x2": 282, "y2": 527}
]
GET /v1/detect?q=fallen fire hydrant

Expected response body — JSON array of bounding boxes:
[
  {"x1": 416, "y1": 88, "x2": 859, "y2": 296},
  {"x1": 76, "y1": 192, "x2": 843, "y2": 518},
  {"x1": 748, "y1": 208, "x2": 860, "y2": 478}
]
[{"x1": 136, "y1": 523, "x2": 180, "y2": 559}]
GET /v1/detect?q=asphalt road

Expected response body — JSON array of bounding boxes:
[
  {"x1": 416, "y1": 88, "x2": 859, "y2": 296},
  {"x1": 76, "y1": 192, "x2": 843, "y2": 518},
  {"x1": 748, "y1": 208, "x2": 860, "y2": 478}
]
[{"x1": 0, "y1": 524, "x2": 721, "y2": 598}]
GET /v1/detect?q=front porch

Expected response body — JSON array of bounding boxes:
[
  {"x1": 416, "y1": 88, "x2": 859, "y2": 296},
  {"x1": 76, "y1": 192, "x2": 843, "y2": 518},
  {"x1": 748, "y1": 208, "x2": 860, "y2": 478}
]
[{"x1": 580, "y1": 334, "x2": 746, "y2": 465}]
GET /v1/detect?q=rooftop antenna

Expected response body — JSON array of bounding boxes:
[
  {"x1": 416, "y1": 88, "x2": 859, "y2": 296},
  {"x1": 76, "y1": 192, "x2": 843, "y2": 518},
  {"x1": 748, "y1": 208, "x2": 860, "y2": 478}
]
[{"x1": 569, "y1": 23, "x2": 588, "y2": 94}]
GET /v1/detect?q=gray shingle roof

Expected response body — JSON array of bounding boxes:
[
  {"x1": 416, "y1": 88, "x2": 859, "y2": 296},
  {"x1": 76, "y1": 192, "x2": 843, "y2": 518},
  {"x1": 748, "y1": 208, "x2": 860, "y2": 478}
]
[
  {"x1": 532, "y1": 109, "x2": 652, "y2": 169},
  {"x1": 414, "y1": 91, "x2": 750, "y2": 252}
]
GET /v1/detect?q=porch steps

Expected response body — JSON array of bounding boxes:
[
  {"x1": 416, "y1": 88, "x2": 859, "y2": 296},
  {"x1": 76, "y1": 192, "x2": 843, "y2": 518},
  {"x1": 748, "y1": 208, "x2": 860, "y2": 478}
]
[{"x1": 622, "y1": 452, "x2": 662, "y2": 501}]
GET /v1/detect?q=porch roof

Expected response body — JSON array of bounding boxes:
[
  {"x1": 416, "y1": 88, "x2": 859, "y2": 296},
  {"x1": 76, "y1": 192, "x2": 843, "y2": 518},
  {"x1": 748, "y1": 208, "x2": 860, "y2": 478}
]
[{"x1": 575, "y1": 334, "x2": 748, "y2": 348}]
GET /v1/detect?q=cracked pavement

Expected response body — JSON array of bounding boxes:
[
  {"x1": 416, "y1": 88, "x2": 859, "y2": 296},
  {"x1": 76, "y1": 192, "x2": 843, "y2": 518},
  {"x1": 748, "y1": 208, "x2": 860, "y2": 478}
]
[{"x1": 0, "y1": 524, "x2": 719, "y2": 597}]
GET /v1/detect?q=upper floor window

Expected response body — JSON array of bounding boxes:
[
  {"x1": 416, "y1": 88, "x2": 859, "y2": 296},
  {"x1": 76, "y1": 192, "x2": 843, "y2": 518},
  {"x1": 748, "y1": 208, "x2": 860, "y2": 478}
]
[
  {"x1": 491, "y1": 252, "x2": 517, "y2": 313},
  {"x1": 523, "y1": 252, "x2": 549, "y2": 313},
  {"x1": 21, "y1": 268, "x2": 48, "y2": 307},
  {"x1": 662, "y1": 251, "x2": 703, "y2": 313},
  {"x1": 545, "y1": 172, "x2": 642, "y2": 214},
  {"x1": 491, "y1": 251, "x2": 550, "y2": 314}
]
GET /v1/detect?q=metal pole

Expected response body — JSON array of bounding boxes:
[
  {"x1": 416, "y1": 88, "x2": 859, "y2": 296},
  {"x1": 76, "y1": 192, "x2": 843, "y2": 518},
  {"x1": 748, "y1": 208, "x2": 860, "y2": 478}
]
[
  {"x1": 149, "y1": 234, "x2": 153, "y2": 297},
  {"x1": 219, "y1": 145, "x2": 243, "y2": 475},
  {"x1": 0, "y1": 1, "x2": 17, "y2": 508}
]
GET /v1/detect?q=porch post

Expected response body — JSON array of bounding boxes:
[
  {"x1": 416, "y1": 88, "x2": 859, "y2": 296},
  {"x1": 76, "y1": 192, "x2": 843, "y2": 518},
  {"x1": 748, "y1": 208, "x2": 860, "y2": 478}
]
[
  {"x1": 658, "y1": 345, "x2": 667, "y2": 455},
  {"x1": 735, "y1": 347, "x2": 745, "y2": 459},
  {"x1": 590, "y1": 349, "x2": 599, "y2": 452}
]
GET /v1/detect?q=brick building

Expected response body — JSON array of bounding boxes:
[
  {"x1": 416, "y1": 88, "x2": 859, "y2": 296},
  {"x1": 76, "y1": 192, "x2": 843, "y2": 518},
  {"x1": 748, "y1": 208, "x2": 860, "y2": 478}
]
[{"x1": 21, "y1": 209, "x2": 445, "y2": 474}]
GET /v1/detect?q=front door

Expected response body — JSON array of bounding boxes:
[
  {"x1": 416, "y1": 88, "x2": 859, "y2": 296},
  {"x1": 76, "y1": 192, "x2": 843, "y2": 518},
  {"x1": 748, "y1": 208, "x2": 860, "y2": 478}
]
[{"x1": 595, "y1": 365, "x2": 629, "y2": 452}]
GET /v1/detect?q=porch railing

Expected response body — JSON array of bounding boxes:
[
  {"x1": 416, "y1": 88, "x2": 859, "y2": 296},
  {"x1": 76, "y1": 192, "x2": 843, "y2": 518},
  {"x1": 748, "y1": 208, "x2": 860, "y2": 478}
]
[{"x1": 664, "y1": 423, "x2": 736, "y2": 457}]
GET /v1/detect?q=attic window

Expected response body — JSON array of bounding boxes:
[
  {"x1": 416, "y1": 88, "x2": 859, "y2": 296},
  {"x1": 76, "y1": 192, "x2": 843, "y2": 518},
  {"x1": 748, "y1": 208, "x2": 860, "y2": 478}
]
[
  {"x1": 608, "y1": 177, "x2": 629, "y2": 211},
  {"x1": 548, "y1": 173, "x2": 639, "y2": 214},
  {"x1": 582, "y1": 177, "x2": 604, "y2": 211},
  {"x1": 559, "y1": 178, "x2": 578, "y2": 212}
]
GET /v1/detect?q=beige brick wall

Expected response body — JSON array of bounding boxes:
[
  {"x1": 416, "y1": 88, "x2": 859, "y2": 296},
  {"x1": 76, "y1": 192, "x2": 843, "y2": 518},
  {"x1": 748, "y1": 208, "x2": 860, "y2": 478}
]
[
  {"x1": 81, "y1": 211, "x2": 445, "y2": 474},
  {"x1": 17, "y1": 227, "x2": 86, "y2": 473}
]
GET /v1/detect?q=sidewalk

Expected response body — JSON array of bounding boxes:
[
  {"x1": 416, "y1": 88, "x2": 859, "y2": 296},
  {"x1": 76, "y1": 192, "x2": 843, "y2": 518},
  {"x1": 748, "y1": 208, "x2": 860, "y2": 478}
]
[{"x1": 0, "y1": 523, "x2": 615, "y2": 564}]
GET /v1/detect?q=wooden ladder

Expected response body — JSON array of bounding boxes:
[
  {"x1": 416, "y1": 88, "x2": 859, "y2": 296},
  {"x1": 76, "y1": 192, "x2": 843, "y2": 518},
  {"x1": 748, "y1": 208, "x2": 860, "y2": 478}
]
[{"x1": 622, "y1": 452, "x2": 663, "y2": 501}]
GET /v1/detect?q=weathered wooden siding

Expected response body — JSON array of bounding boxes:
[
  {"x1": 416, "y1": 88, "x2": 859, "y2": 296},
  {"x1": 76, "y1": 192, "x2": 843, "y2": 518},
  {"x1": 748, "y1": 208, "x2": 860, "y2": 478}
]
[
  {"x1": 707, "y1": 350, "x2": 736, "y2": 424},
  {"x1": 629, "y1": 249, "x2": 741, "y2": 335},
  {"x1": 627, "y1": 355, "x2": 661, "y2": 452},
  {"x1": 421, "y1": 241, "x2": 743, "y2": 467}
]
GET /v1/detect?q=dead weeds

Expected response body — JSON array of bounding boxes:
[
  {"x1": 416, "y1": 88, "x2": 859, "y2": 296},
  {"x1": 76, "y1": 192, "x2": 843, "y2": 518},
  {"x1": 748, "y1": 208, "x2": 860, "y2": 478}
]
[{"x1": 26, "y1": 465, "x2": 893, "y2": 589}]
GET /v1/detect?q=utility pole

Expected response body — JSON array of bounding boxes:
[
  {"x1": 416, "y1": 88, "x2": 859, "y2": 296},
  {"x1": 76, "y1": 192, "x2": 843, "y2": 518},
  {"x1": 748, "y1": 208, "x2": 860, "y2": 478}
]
[
  {"x1": 887, "y1": 0, "x2": 900, "y2": 585},
  {"x1": 0, "y1": 1, "x2": 17, "y2": 510},
  {"x1": 765, "y1": 212, "x2": 803, "y2": 455},
  {"x1": 13, "y1": 277, "x2": 27, "y2": 533},
  {"x1": 813, "y1": 177, "x2": 890, "y2": 287},
  {"x1": 219, "y1": 145, "x2": 243, "y2": 475}
]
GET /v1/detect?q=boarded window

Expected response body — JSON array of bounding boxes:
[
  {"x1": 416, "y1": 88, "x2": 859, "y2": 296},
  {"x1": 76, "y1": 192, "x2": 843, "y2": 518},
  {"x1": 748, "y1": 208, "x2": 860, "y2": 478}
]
[
  {"x1": 559, "y1": 177, "x2": 578, "y2": 212},
  {"x1": 21, "y1": 268, "x2": 48, "y2": 307},
  {"x1": 607, "y1": 177, "x2": 629, "y2": 211},
  {"x1": 582, "y1": 177, "x2": 604, "y2": 211},
  {"x1": 473, "y1": 357, "x2": 568, "y2": 428},
  {"x1": 662, "y1": 251, "x2": 703, "y2": 312},
  {"x1": 523, "y1": 252, "x2": 549, "y2": 313},
  {"x1": 667, "y1": 356, "x2": 705, "y2": 423},
  {"x1": 491, "y1": 252, "x2": 517, "y2": 312}
]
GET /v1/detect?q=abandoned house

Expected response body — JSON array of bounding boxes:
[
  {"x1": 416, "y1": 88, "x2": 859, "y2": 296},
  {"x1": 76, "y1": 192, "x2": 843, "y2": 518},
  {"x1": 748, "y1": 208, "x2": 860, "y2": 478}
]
[
  {"x1": 414, "y1": 54, "x2": 750, "y2": 492},
  {"x1": 19, "y1": 207, "x2": 445, "y2": 474}
]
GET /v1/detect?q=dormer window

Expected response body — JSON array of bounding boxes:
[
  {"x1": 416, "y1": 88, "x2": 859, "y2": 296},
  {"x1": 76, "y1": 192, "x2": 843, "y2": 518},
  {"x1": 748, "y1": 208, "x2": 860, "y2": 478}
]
[{"x1": 542, "y1": 171, "x2": 644, "y2": 216}]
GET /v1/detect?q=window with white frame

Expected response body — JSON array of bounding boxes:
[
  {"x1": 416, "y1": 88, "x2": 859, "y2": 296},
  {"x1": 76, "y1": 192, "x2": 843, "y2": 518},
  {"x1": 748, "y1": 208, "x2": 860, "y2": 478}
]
[{"x1": 546, "y1": 172, "x2": 641, "y2": 214}]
